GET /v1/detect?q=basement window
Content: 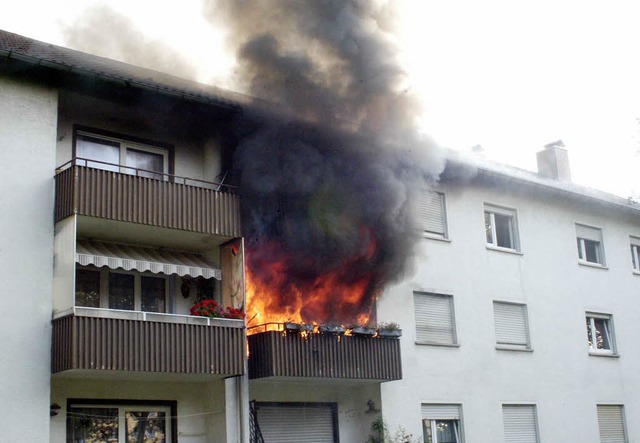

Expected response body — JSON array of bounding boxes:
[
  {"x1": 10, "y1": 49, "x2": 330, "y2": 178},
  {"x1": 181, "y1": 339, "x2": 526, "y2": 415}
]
[{"x1": 484, "y1": 204, "x2": 519, "y2": 251}]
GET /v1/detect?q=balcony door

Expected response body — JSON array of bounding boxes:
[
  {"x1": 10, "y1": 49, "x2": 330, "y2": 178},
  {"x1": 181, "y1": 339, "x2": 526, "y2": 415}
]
[{"x1": 76, "y1": 131, "x2": 168, "y2": 180}]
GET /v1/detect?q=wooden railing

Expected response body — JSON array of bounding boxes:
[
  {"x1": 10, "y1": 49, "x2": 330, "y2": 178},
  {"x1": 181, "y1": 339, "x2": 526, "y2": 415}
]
[
  {"x1": 54, "y1": 159, "x2": 241, "y2": 237},
  {"x1": 51, "y1": 311, "x2": 245, "y2": 375},
  {"x1": 247, "y1": 330, "x2": 402, "y2": 381}
]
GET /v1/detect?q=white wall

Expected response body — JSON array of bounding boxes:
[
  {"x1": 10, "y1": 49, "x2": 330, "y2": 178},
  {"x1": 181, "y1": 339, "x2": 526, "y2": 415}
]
[
  {"x1": 0, "y1": 77, "x2": 58, "y2": 441},
  {"x1": 50, "y1": 377, "x2": 227, "y2": 443},
  {"x1": 250, "y1": 380, "x2": 382, "y2": 442},
  {"x1": 379, "y1": 178, "x2": 640, "y2": 443}
]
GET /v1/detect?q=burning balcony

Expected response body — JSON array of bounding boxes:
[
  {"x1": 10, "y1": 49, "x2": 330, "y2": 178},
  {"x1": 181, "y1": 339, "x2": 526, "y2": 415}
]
[
  {"x1": 54, "y1": 158, "x2": 241, "y2": 238},
  {"x1": 247, "y1": 323, "x2": 402, "y2": 381},
  {"x1": 51, "y1": 308, "x2": 245, "y2": 375}
]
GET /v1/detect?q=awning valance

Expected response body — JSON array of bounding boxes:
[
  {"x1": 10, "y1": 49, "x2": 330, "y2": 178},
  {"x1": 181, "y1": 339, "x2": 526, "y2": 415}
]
[{"x1": 76, "y1": 241, "x2": 221, "y2": 280}]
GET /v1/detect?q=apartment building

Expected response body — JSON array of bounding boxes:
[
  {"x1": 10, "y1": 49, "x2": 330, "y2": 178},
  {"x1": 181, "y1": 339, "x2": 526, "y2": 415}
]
[
  {"x1": 1, "y1": 29, "x2": 637, "y2": 443},
  {"x1": 379, "y1": 147, "x2": 640, "y2": 442}
]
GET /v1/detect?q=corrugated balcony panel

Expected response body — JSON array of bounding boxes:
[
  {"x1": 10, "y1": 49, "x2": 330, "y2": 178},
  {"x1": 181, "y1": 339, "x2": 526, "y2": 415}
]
[
  {"x1": 54, "y1": 165, "x2": 241, "y2": 237},
  {"x1": 247, "y1": 331, "x2": 402, "y2": 381},
  {"x1": 51, "y1": 314, "x2": 245, "y2": 375}
]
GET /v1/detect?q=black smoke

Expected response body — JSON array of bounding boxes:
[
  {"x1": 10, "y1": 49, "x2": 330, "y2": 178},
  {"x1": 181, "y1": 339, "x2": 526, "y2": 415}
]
[{"x1": 207, "y1": 0, "x2": 444, "y2": 323}]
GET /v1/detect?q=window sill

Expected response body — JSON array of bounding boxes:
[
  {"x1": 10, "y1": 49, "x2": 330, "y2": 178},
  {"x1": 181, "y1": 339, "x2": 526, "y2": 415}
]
[
  {"x1": 486, "y1": 245, "x2": 523, "y2": 255},
  {"x1": 578, "y1": 260, "x2": 608, "y2": 270},
  {"x1": 423, "y1": 234, "x2": 451, "y2": 243},
  {"x1": 415, "y1": 341, "x2": 460, "y2": 348},
  {"x1": 589, "y1": 351, "x2": 619, "y2": 358},
  {"x1": 496, "y1": 345, "x2": 533, "y2": 352}
]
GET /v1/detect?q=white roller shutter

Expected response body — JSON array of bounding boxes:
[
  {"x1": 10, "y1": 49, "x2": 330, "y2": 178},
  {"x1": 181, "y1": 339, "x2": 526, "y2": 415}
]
[
  {"x1": 257, "y1": 403, "x2": 336, "y2": 443},
  {"x1": 502, "y1": 405, "x2": 539, "y2": 443},
  {"x1": 597, "y1": 405, "x2": 627, "y2": 443},
  {"x1": 493, "y1": 302, "x2": 530, "y2": 348},
  {"x1": 414, "y1": 292, "x2": 456, "y2": 345},
  {"x1": 576, "y1": 224, "x2": 602, "y2": 241},
  {"x1": 417, "y1": 191, "x2": 447, "y2": 238},
  {"x1": 421, "y1": 404, "x2": 461, "y2": 420}
]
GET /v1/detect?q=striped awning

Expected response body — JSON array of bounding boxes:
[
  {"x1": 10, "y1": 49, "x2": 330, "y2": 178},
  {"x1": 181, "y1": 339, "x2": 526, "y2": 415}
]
[{"x1": 76, "y1": 241, "x2": 221, "y2": 280}]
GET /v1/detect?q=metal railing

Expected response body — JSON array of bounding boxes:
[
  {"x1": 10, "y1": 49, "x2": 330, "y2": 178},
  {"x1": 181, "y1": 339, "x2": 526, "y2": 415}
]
[{"x1": 55, "y1": 157, "x2": 237, "y2": 192}]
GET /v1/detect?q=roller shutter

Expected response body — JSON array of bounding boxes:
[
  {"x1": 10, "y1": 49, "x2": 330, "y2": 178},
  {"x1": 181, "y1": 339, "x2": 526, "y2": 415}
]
[
  {"x1": 417, "y1": 191, "x2": 447, "y2": 238},
  {"x1": 502, "y1": 405, "x2": 539, "y2": 443},
  {"x1": 256, "y1": 403, "x2": 337, "y2": 443},
  {"x1": 421, "y1": 404, "x2": 461, "y2": 420},
  {"x1": 493, "y1": 302, "x2": 530, "y2": 348},
  {"x1": 414, "y1": 292, "x2": 456, "y2": 345},
  {"x1": 597, "y1": 405, "x2": 627, "y2": 443}
]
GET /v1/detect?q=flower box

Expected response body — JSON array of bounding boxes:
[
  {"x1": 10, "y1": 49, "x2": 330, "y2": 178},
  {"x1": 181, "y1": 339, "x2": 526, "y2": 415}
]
[
  {"x1": 351, "y1": 326, "x2": 376, "y2": 336},
  {"x1": 318, "y1": 325, "x2": 346, "y2": 335},
  {"x1": 377, "y1": 329, "x2": 402, "y2": 338}
]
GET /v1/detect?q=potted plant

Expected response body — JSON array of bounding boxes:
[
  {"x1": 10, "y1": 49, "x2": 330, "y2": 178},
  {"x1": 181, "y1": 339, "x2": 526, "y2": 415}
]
[
  {"x1": 377, "y1": 322, "x2": 402, "y2": 338},
  {"x1": 349, "y1": 323, "x2": 376, "y2": 336},
  {"x1": 190, "y1": 299, "x2": 245, "y2": 320},
  {"x1": 318, "y1": 324, "x2": 346, "y2": 335}
]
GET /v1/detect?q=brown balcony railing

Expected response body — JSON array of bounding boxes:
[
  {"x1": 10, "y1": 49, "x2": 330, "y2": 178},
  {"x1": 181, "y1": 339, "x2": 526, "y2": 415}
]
[
  {"x1": 54, "y1": 158, "x2": 241, "y2": 237},
  {"x1": 247, "y1": 328, "x2": 402, "y2": 381},
  {"x1": 51, "y1": 309, "x2": 245, "y2": 375}
]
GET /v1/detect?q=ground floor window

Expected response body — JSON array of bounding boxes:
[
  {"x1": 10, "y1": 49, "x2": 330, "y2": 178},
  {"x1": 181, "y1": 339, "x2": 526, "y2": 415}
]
[
  {"x1": 421, "y1": 404, "x2": 463, "y2": 443},
  {"x1": 254, "y1": 402, "x2": 338, "y2": 443},
  {"x1": 67, "y1": 399, "x2": 177, "y2": 443}
]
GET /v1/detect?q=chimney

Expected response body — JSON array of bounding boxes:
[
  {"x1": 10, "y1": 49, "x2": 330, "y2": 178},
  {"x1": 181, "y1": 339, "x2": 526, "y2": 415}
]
[{"x1": 537, "y1": 140, "x2": 571, "y2": 182}]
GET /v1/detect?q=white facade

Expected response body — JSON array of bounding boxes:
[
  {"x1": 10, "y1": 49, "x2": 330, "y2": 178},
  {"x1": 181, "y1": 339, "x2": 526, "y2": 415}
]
[
  {"x1": 0, "y1": 77, "x2": 58, "y2": 442},
  {"x1": 379, "y1": 167, "x2": 640, "y2": 442}
]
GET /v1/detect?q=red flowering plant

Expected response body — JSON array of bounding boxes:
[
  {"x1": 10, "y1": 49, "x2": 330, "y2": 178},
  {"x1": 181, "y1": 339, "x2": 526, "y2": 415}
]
[{"x1": 190, "y1": 299, "x2": 245, "y2": 320}]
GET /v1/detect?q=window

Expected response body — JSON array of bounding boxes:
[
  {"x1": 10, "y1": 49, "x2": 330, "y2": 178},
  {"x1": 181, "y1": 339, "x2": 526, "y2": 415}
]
[
  {"x1": 485, "y1": 205, "x2": 519, "y2": 251},
  {"x1": 422, "y1": 404, "x2": 463, "y2": 443},
  {"x1": 76, "y1": 266, "x2": 167, "y2": 313},
  {"x1": 630, "y1": 236, "x2": 640, "y2": 272},
  {"x1": 67, "y1": 400, "x2": 175, "y2": 443},
  {"x1": 597, "y1": 405, "x2": 628, "y2": 443},
  {"x1": 493, "y1": 301, "x2": 531, "y2": 350},
  {"x1": 586, "y1": 313, "x2": 617, "y2": 355},
  {"x1": 414, "y1": 292, "x2": 457, "y2": 345},
  {"x1": 76, "y1": 131, "x2": 169, "y2": 179},
  {"x1": 254, "y1": 402, "x2": 338, "y2": 443},
  {"x1": 576, "y1": 224, "x2": 605, "y2": 266},
  {"x1": 502, "y1": 405, "x2": 539, "y2": 443},
  {"x1": 418, "y1": 191, "x2": 448, "y2": 239}
]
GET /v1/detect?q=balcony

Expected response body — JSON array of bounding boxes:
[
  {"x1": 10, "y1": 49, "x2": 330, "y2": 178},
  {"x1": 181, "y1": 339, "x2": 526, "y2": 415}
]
[
  {"x1": 54, "y1": 158, "x2": 241, "y2": 238},
  {"x1": 51, "y1": 307, "x2": 245, "y2": 375},
  {"x1": 247, "y1": 326, "x2": 402, "y2": 381}
]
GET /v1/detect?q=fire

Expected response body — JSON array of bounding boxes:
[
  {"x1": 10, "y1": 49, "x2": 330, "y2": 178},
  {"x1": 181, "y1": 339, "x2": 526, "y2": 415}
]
[{"x1": 245, "y1": 226, "x2": 379, "y2": 331}]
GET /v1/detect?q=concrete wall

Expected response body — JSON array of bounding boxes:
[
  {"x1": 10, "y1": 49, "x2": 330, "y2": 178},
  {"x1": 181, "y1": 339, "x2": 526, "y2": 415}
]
[
  {"x1": 0, "y1": 77, "x2": 58, "y2": 441},
  {"x1": 250, "y1": 380, "x2": 382, "y2": 442},
  {"x1": 379, "y1": 178, "x2": 640, "y2": 442},
  {"x1": 50, "y1": 377, "x2": 228, "y2": 443}
]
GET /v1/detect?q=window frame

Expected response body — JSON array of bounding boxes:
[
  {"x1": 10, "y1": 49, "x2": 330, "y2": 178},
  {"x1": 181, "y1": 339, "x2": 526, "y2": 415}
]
[
  {"x1": 484, "y1": 204, "x2": 520, "y2": 252},
  {"x1": 596, "y1": 404, "x2": 628, "y2": 443},
  {"x1": 575, "y1": 223, "x2": 606, "y2": 267},
  {"x1": 73, "y1": 126, "x2": 174, "y2": 178},
  {"x1": 492, "y1": 301, "x2": 532, "y2": 351},
  {"x1": 501, "y1": 404, "x2": 540, "y2": 443},
  {"x1": 75, "y1": 265, "x2": 170, "y2": 313},
  {"x1": 413, "y1": 291, "x2": 459, "y2": 347},
  {"x1": 67, "y1": 398, "x2": 177, "y2": 443},
  {"x1": 418, "y1": 190, "x2": 449, "y2": 240},
  {"x1": 630, "y1": 236, "x2": 640, "y2": 273},
  {"x1": 421, "y1": 403, "x2": 464, "y2": 443},
  {"x1": 585, "y1": 312, "x2": 618, "y2": 356}
]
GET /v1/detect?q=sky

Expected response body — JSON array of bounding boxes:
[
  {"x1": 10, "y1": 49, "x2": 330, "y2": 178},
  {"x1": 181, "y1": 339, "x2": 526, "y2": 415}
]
[{"x1": 2, "y1": 0, "x2": 640, "y2": 197}]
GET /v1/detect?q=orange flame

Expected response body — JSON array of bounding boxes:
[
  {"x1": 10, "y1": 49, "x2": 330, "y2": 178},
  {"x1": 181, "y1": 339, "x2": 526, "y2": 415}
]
[{"x1": 245, "y1": 226, "x2": 378, "y2": 331}]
